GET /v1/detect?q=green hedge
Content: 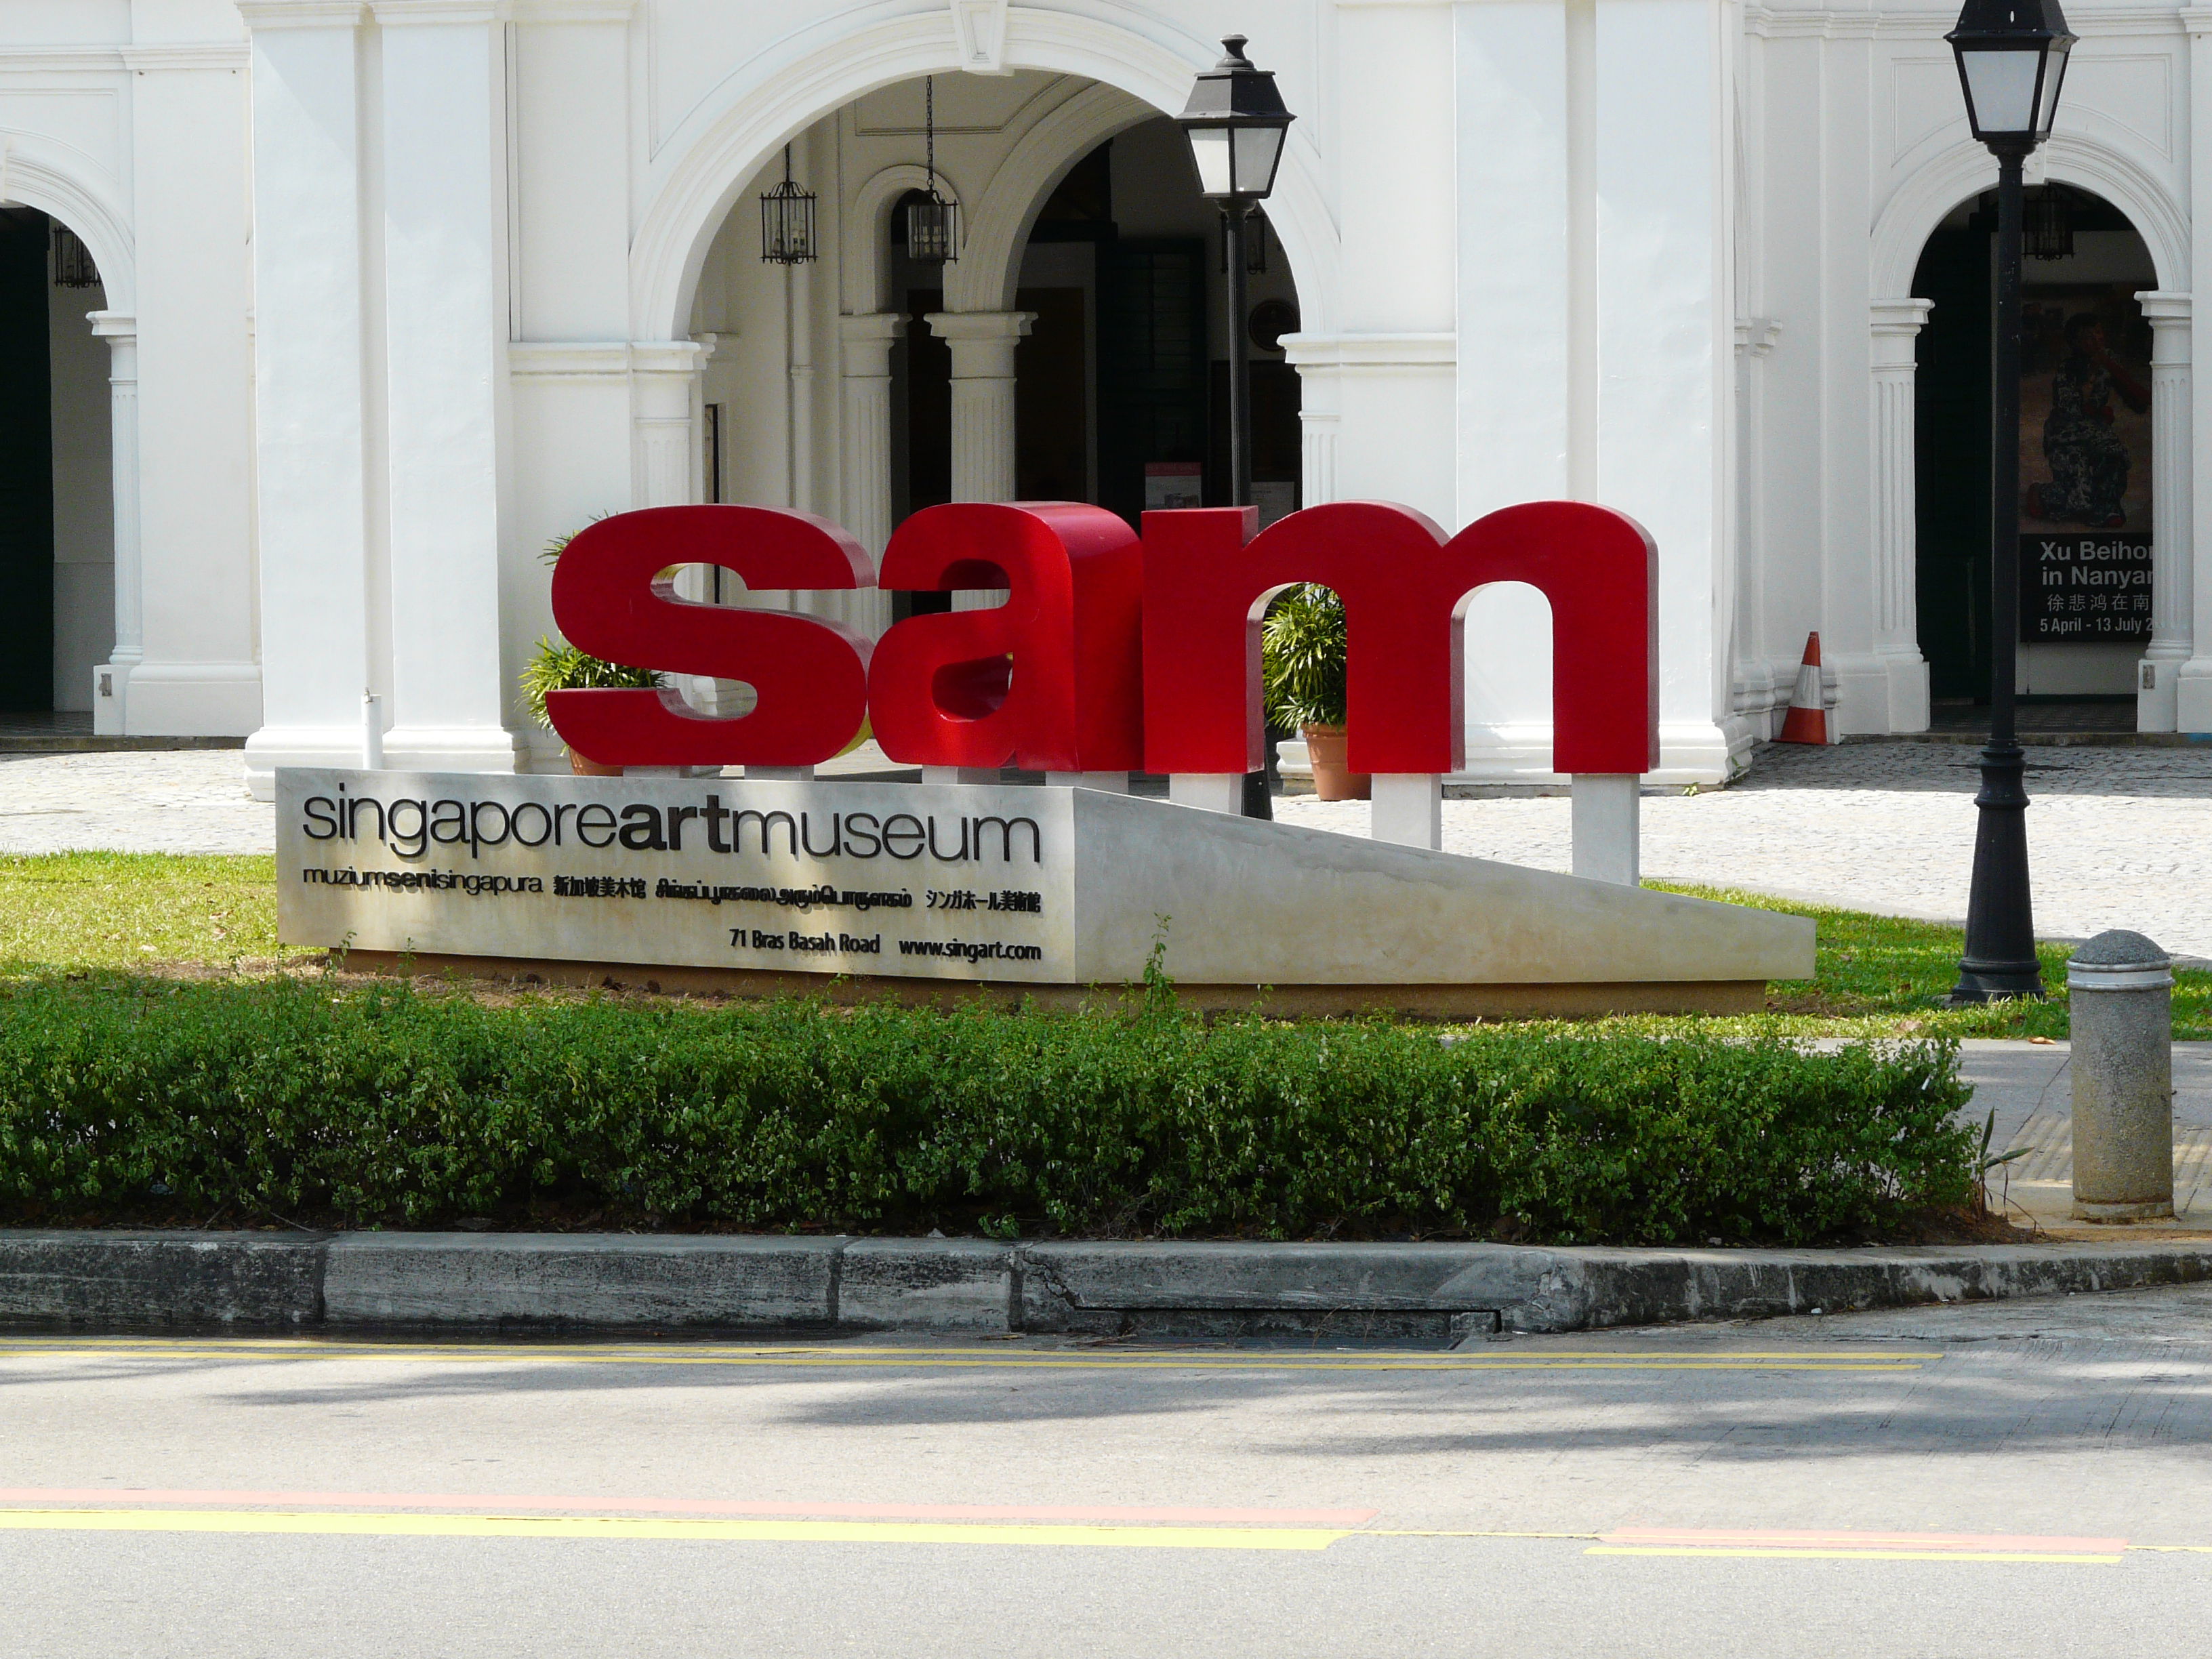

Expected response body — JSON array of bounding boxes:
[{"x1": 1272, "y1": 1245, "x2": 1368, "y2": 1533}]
[{"x1": 0, "y1": 975, "x2": 1976, "y2": 1243}]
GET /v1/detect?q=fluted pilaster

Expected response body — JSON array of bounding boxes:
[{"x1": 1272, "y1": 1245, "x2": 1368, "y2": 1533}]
[
  {"x1": 2138, "y1": 291, "x2": 2192, "y2": 732},
  {"x1": 1869, "y1": 299, "x2": 1933, "y2": 732}
]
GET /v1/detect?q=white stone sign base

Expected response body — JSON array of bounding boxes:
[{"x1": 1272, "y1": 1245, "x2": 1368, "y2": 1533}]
[{"x1": 276, "y1": 771, "x2": 1813, "y2": 1017}]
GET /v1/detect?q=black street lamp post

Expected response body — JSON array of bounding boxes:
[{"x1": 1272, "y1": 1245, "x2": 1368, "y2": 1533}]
[
  {"x1": 1177, "y1": 35, "x2": 1292, "y2": 511},
  {"x1": 1179, "y1": 35, "x2": 1294, "y2": 817},
  {"x1": 1946, "y1": 0, "x2": 2076, "y2": 1002}
]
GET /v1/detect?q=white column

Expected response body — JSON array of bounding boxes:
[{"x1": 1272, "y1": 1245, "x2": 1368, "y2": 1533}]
[
  {"x1": 1591, "y1": 0, "x2": 1734, "y2": 783},
  {"x1": 631, "y1": 340, "x2": 716, "y2": 718},
  {"x1": 1284, "y1": 344, "x2": 1340, "y2": 506},
  {"x1": 1869, "y1": 299, "x2": 1933, "y2": 733},
  {"x1": 239, "y1": 4, "x2": 373, "y2": 796},
  {"x1": 928, "y1": 310, "x2": 1032, "y2": 503},
  {"x1": 88, "y1": 312, "x2": 138, "y2": 735},
  {"x1": 2184, "y1": 9, "x2": 2212, "y2": 733},
  {"x1": 786, "y1": 263, "x2": 817, "y2": 513},
  {"x1": 2137, "y1": 291, "x2": 2192, "y2": 732},
  {"x1": 838, "y1": 311, "x2": 904, "y2": 637},
  {"x1": 377, "y1": 2, "x2": 521, "y2": 773},
  {"x1": 632, "y1": 341, "x2": 712, "y2": 508},
  {"x1": 1570, "y1": 774, "x2": 1640, "y2": 886},
  {"x1": 123, "y1": 43, "x2": 260, "y2": 739}
]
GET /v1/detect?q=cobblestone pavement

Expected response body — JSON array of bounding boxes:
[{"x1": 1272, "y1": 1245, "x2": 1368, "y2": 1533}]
[
  {"x1": 0, "y1": 750, "x2": 272, "y2": 857},
  {"x1": 1276, "y1": 740, "x2": 2212, "y2": 958},
  {"x1": 5, "y1": 742, "x2": 2210, "y2": 954}
]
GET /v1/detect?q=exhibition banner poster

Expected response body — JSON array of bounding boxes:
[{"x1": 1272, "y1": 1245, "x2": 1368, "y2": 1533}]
[{"x1": 2018, "y1": 283, "x2": 2154, "y2": 643}]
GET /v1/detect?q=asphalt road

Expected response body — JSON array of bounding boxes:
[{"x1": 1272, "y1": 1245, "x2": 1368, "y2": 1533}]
[{"x1": 4, "y1": 1289, "x2": 2211, "y2": 1658}]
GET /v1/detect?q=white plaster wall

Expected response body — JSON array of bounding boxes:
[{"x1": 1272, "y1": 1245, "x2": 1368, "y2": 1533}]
[
  {"x1": 128, "y1": 48, "x2": 258, "y2": 737},
  {"x1": 1745, "y1": 5, "x2": 2200, "y2": 738},
  {"x1": 49, "y1": 271, "x2": 112, "y2": 712}
]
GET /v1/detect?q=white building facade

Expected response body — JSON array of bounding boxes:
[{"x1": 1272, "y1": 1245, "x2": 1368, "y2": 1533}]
[{"x1": 1, "y1": 0, "x2": 2205, "y2": 795}]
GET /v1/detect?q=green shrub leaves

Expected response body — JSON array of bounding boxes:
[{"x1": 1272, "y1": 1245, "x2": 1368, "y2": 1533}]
[{"x1": 0, "y1": 977, "x2": 1975, "y2": 1242}]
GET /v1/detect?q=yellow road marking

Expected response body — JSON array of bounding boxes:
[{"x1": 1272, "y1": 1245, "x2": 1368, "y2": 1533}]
[
  {"x1": 0, "y1": 1338, "x2": 1931, "y2": 1374},
  {"x1": 1586, "y1": 1545, "x2": 2122, "y2": 1563},
  {"x1": 0, "y1": 1508, "x2": 1343, "y2": 1551},
  {"x1": 1365, "y1": 1529, "x2": 1599, "y2": 1539},
  {"x1": 0, "y1": 1507, "x2": 2177, "y2": 1562}
]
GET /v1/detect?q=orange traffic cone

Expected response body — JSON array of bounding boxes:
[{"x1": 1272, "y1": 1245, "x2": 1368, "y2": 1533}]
[{"x1": 1775, "y1": 632, "x2": 1832, "y2": 745}]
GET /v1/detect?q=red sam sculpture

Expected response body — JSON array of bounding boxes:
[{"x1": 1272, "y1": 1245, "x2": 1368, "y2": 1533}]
[{"x1": 544, "y1": 497, "x2": 1656, "y2": 777}]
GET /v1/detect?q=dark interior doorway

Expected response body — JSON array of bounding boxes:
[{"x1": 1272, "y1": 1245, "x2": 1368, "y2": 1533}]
[
  {"x1": 0, "y1": 209, "x2": 53, "y2": 712},
  {"x1": 1912, "y1": 220, "x2": 1992, "y2": 704},
  {"x1": 1914, "y1": 187, "x2": 2154, "y2": 706}
]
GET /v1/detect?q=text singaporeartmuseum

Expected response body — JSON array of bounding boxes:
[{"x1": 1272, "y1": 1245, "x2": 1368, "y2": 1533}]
[{"x1": 276, "y1": 501, "x2": 1813, "y2": 1014}]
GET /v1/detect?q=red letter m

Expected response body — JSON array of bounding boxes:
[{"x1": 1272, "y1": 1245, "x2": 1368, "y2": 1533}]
[{"x1": 1141, "y1": 500, "x2": 1657, "y2": 776}]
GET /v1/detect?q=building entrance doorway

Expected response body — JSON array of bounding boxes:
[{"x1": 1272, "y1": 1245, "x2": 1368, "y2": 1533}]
[
  {"x1": 1912, "y1": 187, "x2": 2156, "y2": 712},
  {"x1": 0, "y1": 206, "x2": 112, "y2": 720},
  {"x1": 888, "y1": 115, "x2": 1304, "y2": 535}
]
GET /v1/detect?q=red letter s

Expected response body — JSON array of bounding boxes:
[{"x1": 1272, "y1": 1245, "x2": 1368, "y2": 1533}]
[{"x1": 546, "y1": 506, "x2": 873, "y2": 768}]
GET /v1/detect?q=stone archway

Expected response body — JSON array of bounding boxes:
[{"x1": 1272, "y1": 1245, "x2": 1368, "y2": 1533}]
[
  {"x1": 1870, "y1": 139, "x2": 2190, "y2": 733},
  {"x1": 0, "y1": 152, "x2": 140, "y2": 732},
  {"x1": 631, "y1": 14, "x2": 1335, "y2": 348}
]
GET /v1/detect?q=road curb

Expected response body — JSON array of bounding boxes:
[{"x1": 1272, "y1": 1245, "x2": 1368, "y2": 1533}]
[{"x1": 5, "y1": 1231, "x2": 2212, "y2": 1337}]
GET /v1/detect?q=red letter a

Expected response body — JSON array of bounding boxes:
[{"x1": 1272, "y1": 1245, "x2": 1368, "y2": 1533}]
[{"x1": 868, "y1": 503, "x2": 1142, "y2": 771}]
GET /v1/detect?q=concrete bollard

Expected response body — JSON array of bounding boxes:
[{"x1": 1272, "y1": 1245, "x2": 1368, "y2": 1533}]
[{"x1": 2069, "y1": 929, "x2": 2175, "y2": 1222}]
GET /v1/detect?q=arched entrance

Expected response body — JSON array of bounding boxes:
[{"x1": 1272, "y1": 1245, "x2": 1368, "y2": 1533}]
[
  {"x1": 0, "y1": 208, "x2": 115, "y2": 724},
  {"x1": 1912, "y1": 186, "x2": 2164, "y2": 717},
  {"x1": 674, "y1": 70, "x2": 1307, "y2": 630}
]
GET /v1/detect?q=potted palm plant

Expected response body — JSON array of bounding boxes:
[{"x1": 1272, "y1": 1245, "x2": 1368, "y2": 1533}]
[
  {"x1": 521, "y1": 521, "x2": 662, "y2": 775},
  {"x1": 1262, "y1": 584, "x2": 1368, "y2": 800}
]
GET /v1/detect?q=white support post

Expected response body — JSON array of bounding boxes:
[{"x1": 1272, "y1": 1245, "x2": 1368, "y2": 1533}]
[
  {"x1": 2137, "y1": 292, "x2": 2192, "y2": 731},
  {"x1": 1168, "y1": 774, "x2": 1244, "y2": 813},
  {"x1": 1045, "y1": 772, "x2": 1130, "y2": 792},
  {"x1": 1570, "y1": 774, "x2": 1641, "y2": 885},
  {"x1": 1370, "y1": 773, "x2": 1442, "y2": 849}
]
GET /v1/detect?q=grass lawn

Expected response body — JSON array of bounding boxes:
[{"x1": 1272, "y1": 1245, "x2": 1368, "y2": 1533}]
[
  {"x1": 0, "y1": 852, "x2": 287, "y2": 975},
  {"x1": 1, "y1": 851, "x2": 2200, "y2": 1038}
]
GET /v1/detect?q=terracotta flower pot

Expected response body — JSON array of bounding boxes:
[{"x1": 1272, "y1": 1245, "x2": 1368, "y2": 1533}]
[
  {"x1": 567, "y1": 749, "x2": 622, "y2": 777},
  {"x1": 1300, "y1": 723, "x2": 1370, "y2": 802}
]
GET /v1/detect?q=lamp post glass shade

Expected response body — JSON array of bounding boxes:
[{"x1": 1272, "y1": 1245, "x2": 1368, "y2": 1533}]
[
  {"x1": 1947, "y1": 0, "x2": 2074, "y2": 146},
  {"x1": 1177, "y1": 35, "x2": 1294, "y2": 201}
]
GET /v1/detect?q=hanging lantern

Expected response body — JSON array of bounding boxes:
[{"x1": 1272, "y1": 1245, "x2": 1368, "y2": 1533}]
[
  {"x1": 905, "y1": 77, "x2": 960, "y2": 265},
  {"x1": 50, "y1": 223, "x2": 99, "y2": 289},
  {"x1": 758, "y1": 144, "x2": 817, "y2": 265},
  {"x1": 2024, "y1": 185, "x2": 2074, "y2": 260}
]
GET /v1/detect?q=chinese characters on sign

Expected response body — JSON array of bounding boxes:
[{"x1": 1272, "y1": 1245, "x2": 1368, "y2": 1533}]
[{"x1": 2019, "y1": 286, "x2": 2154, "y2": 644}]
